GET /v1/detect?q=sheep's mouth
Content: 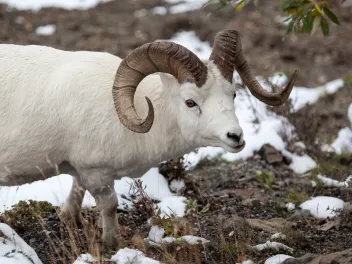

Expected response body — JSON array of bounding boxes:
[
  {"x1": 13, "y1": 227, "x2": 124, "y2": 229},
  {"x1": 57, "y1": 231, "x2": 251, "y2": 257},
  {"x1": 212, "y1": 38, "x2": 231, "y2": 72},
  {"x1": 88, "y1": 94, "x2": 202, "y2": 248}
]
[
  {"x1": 233, "y1": 141, "x2": 246, "y2": 150},
  {"x1": 222, "y1": 140, "x2": 246, "y2": 153}
]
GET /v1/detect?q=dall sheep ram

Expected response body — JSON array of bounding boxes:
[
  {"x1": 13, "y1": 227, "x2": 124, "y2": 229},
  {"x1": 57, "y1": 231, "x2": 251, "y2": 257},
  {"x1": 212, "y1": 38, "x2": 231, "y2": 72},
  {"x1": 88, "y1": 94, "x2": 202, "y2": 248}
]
[{"x1": 0, "y1": 29, "x2": 298, "y2": 248}]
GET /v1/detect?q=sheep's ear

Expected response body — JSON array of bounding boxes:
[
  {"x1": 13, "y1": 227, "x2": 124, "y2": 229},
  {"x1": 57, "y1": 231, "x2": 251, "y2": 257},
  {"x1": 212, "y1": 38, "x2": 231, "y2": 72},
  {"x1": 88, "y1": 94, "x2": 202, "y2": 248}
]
[{"x1": 159, "y1": 73, "x2": 179, "y2": 88}]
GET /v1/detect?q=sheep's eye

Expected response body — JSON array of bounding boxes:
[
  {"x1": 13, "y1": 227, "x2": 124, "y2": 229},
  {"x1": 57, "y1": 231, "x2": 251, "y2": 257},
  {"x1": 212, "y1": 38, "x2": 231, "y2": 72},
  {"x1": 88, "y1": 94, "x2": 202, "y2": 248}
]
[
  {"x1": 233, "y1": 93, "x2": 237, "y2": 99},
  {"x1": 185, "y1": 99, "x2": 197, "y2": 108}
]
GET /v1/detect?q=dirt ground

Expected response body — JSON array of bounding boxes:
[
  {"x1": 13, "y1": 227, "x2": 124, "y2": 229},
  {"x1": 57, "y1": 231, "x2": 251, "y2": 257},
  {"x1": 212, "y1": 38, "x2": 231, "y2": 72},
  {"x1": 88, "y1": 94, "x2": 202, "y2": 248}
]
[{"x1": 0, "y1": 0, "x2": 352, "y2": 263}]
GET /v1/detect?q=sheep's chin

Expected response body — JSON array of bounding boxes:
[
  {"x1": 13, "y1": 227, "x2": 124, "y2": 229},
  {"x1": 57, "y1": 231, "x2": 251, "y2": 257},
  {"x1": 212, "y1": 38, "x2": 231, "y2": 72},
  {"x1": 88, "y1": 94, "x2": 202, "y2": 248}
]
[{"x1": 221, "y1": 141, "x2": 246, "y2": 153}]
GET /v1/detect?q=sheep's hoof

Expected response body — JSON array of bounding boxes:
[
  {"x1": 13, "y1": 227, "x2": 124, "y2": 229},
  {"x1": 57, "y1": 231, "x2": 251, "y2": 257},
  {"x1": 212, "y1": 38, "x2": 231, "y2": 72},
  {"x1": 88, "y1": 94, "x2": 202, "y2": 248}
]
[
  {"x1": 102, "y1": 232, "x2": 121, "y2": 249},
  {"x1": 58, "y1": 210, "x2": 84, "y2": 229}
]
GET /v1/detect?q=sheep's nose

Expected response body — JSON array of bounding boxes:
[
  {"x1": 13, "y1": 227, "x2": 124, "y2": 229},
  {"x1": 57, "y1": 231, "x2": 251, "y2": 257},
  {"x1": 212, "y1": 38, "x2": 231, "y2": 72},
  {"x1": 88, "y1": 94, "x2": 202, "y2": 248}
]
[{"x1": 227, "y1": 132, "x2": 242, "y2": 143}]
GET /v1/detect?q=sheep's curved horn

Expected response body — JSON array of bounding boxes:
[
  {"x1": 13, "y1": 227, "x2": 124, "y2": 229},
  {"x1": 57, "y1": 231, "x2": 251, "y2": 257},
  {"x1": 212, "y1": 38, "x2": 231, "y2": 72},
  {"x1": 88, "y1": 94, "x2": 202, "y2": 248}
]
[
  {"x1": 209, "y1": 30, "x2": 299, "y2": 106},
  {"x1": 112, "y1": 42, "x2": 207, "y2": 133}
]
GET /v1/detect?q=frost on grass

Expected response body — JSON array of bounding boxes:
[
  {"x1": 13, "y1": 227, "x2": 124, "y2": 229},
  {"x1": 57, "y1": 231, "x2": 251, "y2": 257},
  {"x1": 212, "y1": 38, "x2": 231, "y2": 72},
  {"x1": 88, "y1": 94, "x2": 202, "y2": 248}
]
[
  {"x1": 300, "y1": 196, "x2": 345, "y2": 219},
  {"x1": 35, "y1": 24, "x2": 56, "y2": 36},
  {"x1": 0, "y1": 223, "x2": 42, "y2": 264},
  {"x1": 0, "y1": 0, "x2": 112, "y2": 11},
  {"x1": 264, "y1": 254, "x2": 293, "y2": 264},
  {"x1": 252, "y1": 241, "x2": 293, "y2": 254}
]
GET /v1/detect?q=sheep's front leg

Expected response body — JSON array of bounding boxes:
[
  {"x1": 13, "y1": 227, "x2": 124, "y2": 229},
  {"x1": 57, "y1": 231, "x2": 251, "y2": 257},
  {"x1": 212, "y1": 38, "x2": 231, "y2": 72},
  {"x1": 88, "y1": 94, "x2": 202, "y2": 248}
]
[
  {"x1": 59, "y1": 177, "x2": 86, "y2": 226},
  {"x1": 78, "y1": 168, "x2": 119, "y2": 248},
  {"x1": 88, "y1": 183, "x2": 119, "y2": 248}
]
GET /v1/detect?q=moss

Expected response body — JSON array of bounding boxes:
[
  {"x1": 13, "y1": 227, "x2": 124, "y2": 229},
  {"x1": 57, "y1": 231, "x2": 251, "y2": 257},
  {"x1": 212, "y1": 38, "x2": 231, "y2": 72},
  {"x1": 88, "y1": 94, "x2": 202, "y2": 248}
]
[
  {"x1": 343, "y1": 75, "x2": 352, "y2": 86},
  {"x1": 1, "y1": 200, "x2": 57, "y2": 231},
  {"x1": 256, "y1": 170, "x2": 275, "y2": 190},
  {"x1": 286, "y1": 190, "x2": 310, "y2": 206},
  {"x1": 311, "y1": 153, "x2": 352, "y2": 179}
]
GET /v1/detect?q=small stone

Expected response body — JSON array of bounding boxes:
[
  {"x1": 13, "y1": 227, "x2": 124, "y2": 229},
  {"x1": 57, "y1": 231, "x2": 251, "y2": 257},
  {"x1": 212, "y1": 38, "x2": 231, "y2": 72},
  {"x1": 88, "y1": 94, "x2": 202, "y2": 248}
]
[
  {"x1": 242, "y1": 198, "x2": 261, "y2": 207},
  {"x1": 288, "y1": 209, "x2": 311, "y2": 222},
  {"x1": 258, "y1": 144, "x2": 283, "y2": 164}
]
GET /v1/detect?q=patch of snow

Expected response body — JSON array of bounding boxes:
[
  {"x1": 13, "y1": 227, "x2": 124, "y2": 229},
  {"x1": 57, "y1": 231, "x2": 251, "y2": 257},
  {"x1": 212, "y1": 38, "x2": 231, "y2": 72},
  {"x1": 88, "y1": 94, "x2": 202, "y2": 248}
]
[
  {"x1": 152, "y1": 6, "x2": 167, "y2": 15},
  {"x1": 252, "y1": 241, "x2": 293, "y2": 253},
  {"x1": 163, "y1": 31, "x2": 212, "y2": 60},
  {"x1": 317, "y1": 174, "x2": 352, "y2": 187},
  {"x1": 73, "y1": 254, "x2": 96, "y2": 264},
  {"x1": 157, "y1": 196, "x2": 187, "y2": 218},
  {"x1": 35, "y1": 24, "x2": 56, "y2": 35},
  {"x1": 148, "y1": 225, "x2": 164, "y2": 244},
  {"x1": 295, "y1": 141, "x2": 306, "y2": 149},
  {"x1": 0, "y1": 223, "x2": 42, "y2": 264},
  {"x1": 331, "y1": 127, "x2": 352, "y2": 154},
  {"x1": 300, "y1": 196, "x2": 345, "y2": 219},
  {"x1": 183, "y1": 147, "x2": 225, "y2": 170},
  {"x1": 269, "y1": 72, "x2": 290, "y2": 86},
  {"x1": 329, "y1": 103, "x2": 352, "y2": 154},
  {"x1": 286, "y1": 202, "x2": 295, "y2": 211},
  {"x1": 239, "y1": 261, "x2": 254, "y2": 264},
  {"x1": 111, "y1": 248, "x2": 160, "y2": 264},
  {"x1": 284, "y1": 151, "x2": 317, "y2": 174},
  {"x1": 270, "y1": 233, "x2": 286, "y2": 240},
  {"x1": 170, "y1": 179, "x2": 186, "y2": 192},
  {"x1": 264, "y1": 254, "x2": 293, "y2": 264},
  {"x1": 166, "y1": 0, "x2": 207, "y2": 14},
  {"x1": 0, "y1": 0, "x2": 111, "y2": 11},
  {"x1": 139, "y1": 168, "x2": 172, "y2": 201},
  {"x1": 311, "y1": 180, "x2": 317, "y2": 187},
  {"x1": 289, "y1": 79, "x2": 344, "y2": 111},
  {"x1": 178, "y1": 235, "x2": 210, "y2": 245},
  {"x1": 348, "y1": 103, "x2": 352, "y2": 124}
]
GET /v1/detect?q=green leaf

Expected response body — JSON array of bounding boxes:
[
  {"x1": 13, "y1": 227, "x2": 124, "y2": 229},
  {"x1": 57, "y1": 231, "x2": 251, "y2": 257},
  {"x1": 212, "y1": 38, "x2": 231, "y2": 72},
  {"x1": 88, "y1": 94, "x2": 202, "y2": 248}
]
[
  {"x1": 311, "y1": 15, "x2": 322, "y2": 34},
  {"x1": 320, "y1": 17, "x2": 329, "y2": 36},
  {"x1": 303, "y1": 11, "x2": 313, "y2": 33},
  {"x1": 323, "y1": 6, "x2": 340, "y2": 25}
]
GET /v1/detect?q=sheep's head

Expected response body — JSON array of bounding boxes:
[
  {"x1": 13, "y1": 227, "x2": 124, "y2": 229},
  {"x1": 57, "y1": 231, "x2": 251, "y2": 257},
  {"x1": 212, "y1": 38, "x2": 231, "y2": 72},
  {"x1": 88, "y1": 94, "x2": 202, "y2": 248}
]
[{"x1": 112, "y1": 29, "x2": 298, "y2": 153}]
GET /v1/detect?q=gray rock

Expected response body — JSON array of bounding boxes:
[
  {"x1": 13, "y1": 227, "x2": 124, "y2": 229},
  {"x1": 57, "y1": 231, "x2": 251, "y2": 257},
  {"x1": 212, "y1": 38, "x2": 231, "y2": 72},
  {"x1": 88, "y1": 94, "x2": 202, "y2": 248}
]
[{"x1": 258, "y1": 144, "x2": 283, "y2": 164}]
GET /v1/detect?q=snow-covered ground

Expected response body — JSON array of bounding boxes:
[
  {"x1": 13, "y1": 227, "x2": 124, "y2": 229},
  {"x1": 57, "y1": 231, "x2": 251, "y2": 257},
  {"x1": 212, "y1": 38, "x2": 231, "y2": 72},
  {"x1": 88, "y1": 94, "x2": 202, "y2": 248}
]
[{"x1": 0, "y1": 223, "x2": 42, "y2": 264}]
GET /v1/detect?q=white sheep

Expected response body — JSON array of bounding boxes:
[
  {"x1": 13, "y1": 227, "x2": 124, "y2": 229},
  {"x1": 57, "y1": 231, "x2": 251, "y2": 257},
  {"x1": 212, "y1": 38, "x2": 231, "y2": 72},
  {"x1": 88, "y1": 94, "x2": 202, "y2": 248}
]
[{"x1": 0, "y1": 30, "x2": 298, "y2": 248}]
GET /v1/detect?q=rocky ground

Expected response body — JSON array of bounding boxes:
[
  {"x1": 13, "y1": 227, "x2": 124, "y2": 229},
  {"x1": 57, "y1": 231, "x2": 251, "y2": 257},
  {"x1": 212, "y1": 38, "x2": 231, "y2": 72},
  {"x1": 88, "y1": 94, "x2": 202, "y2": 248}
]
[{"x1": 1, "y1": 0, "x2": 352, "y2": 263}]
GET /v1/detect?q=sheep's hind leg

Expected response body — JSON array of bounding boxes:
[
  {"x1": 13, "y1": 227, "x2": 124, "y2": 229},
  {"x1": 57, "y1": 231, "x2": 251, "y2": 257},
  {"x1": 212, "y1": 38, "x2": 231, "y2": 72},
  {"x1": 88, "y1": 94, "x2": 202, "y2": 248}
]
[
  {"x1": 57, "y1": 162, "x2": 86, "y2": 227},
  {"x1": 59, "y1": 176, "x2": 86, "y2": 227}
]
